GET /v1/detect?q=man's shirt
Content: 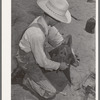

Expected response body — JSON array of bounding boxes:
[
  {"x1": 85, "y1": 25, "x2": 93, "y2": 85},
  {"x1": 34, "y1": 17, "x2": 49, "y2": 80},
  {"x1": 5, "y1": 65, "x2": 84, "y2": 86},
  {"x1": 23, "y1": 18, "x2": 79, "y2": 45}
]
[{"x1": 19, "y1": 16, "x2": 64, "y2": 71}]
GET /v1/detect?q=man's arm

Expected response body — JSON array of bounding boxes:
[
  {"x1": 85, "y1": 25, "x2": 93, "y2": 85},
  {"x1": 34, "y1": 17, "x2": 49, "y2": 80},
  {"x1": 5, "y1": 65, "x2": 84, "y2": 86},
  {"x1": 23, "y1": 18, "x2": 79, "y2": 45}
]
[{"x1": 27, "y1": 28, "x2": 60, "y2": 71}]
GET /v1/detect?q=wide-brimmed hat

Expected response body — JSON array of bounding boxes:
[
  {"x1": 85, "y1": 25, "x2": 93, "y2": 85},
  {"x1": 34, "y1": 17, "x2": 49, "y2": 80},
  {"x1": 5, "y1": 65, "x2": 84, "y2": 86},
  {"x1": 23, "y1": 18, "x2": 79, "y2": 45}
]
[{"x1": 37, "y1": 0, "x2": 71, "y2": 23}]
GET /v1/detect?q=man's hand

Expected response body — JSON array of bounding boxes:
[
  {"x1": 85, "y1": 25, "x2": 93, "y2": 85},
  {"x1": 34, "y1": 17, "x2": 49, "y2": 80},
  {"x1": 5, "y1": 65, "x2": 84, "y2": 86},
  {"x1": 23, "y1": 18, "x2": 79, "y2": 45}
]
[{"x1": 59, "y1": 62, "x2": 69, "y2": 70}]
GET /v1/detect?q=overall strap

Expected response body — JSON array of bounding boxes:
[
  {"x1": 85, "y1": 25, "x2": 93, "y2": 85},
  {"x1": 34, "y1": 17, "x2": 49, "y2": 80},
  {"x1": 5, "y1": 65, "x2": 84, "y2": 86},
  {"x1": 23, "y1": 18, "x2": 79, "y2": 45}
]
[
  {"x1": 28, "y1": 23, "x2": 48, "y2": 43},
  {"x1": 28, "y1": 23, "x2": 46, "y2": 34}
]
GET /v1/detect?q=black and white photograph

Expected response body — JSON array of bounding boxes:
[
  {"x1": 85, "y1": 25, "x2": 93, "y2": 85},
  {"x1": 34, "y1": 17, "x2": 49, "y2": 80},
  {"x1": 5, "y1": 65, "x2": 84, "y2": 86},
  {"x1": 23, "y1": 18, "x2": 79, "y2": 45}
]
[{"x1": 3, "y1": 0, "x2": 97, "y2": 99}]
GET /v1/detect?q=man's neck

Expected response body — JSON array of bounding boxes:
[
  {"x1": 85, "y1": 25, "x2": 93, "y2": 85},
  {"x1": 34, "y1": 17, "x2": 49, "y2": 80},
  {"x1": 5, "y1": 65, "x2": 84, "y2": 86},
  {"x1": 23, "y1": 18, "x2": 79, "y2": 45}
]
[{"x1": 42, "y1": 14, "x2": 50, "y2": 26}]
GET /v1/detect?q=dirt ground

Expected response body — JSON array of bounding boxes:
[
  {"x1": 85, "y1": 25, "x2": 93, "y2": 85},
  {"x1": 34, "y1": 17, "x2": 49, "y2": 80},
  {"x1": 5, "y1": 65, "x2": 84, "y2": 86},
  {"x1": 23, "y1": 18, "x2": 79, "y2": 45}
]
[{"x1": 11, "y1": 0, "x2": 95, "y2": 100}]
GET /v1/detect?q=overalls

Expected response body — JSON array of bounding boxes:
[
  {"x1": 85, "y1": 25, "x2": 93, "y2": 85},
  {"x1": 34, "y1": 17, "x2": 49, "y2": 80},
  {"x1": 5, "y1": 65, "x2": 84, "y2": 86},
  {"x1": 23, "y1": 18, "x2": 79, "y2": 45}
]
[{"x1": 16, "y1": 23, "x2": 57, "y2": 99}]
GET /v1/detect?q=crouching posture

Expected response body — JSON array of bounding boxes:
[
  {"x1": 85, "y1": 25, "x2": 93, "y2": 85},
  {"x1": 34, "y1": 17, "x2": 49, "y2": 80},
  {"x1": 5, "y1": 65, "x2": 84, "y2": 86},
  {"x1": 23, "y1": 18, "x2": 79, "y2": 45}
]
[{"x1": 15, "y1": 0, "x2": 78, "y2": 98}]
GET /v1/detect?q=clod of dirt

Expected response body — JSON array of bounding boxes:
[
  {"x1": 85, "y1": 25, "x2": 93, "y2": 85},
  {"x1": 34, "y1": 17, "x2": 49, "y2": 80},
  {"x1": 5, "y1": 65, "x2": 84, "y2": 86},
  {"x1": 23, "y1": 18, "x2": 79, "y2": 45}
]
[{"x1": 85, "y1": 17, "x2": 95, "y2": 34}]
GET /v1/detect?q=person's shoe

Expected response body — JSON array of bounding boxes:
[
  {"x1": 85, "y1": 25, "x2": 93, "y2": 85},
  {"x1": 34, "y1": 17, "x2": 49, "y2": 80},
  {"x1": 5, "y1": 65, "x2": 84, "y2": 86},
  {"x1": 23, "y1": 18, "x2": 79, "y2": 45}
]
[{"x1": 11, "y1": 67, "x2": 25, "y2": 84}]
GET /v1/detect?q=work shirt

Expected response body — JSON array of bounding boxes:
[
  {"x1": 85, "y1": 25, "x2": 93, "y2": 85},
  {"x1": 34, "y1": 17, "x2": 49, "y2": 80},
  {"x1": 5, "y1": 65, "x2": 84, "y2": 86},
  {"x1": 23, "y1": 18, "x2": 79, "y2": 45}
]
[{"x1": 19, "y1": 16, "x2": 64, "y2": 71}]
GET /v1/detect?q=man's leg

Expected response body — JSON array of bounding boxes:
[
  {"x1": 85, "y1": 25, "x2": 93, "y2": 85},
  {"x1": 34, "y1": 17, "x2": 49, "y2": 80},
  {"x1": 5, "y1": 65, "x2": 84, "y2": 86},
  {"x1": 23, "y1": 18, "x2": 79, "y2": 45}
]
[{"x1": 23, "y1": 63, "x2": 57, "y2": 99}]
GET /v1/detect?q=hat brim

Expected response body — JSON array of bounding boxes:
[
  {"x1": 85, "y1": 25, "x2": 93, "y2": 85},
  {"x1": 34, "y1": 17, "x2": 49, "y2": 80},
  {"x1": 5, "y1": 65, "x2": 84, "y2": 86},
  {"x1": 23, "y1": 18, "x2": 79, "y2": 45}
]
[{"x1": 37, "y1": 0, "x2": 71, "y2": 23}]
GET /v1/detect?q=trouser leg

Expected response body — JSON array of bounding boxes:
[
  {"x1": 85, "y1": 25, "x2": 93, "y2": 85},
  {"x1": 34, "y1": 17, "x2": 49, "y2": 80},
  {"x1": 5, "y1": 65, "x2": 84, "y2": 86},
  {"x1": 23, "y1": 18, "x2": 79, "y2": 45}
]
[{"x1": 23, "y1": 63, "x2": 57, "y2": 99}]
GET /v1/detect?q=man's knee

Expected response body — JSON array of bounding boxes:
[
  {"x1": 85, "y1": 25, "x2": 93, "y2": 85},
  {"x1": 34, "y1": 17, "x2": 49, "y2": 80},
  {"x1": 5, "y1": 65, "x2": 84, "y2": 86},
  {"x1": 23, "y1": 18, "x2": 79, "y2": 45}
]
[
  {"x1": 23, "y1": 75, "x2": 57, "y2": 99},
  {"x1": 43, "y1": 88, "x2": 56, "y2": 99}
]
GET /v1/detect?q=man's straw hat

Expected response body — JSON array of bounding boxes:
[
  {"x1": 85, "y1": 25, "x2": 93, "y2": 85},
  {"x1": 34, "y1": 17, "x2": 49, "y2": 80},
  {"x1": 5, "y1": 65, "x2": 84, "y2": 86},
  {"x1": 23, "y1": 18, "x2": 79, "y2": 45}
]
[{"x1": 37, "y1": 0, "x2": 71, "y2": 23}]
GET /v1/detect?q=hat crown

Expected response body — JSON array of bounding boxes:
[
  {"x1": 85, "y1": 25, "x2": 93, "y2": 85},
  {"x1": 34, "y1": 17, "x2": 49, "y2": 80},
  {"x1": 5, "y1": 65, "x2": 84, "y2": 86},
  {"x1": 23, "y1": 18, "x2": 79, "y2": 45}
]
[{"x1": 49, "y1": 0, "x2": 69, "y2": 11}]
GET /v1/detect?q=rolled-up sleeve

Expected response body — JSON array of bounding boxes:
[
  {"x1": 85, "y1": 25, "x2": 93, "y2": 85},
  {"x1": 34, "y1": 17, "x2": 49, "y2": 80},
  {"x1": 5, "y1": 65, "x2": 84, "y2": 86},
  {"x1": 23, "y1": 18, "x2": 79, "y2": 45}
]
[{"x1": 26, "y1": 27, "x2": 60, "y2": 71}]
